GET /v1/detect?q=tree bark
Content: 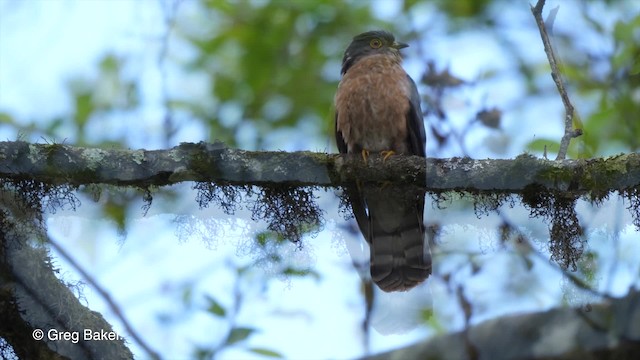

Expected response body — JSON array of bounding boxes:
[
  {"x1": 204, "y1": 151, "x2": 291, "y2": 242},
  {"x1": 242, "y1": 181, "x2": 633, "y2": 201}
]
[
  {"x1": 0, "y1": 188, "x2": 133, "y2": 359},
  {"x1": 0, "y1": 141, "x2": 638, "y2": 194}
]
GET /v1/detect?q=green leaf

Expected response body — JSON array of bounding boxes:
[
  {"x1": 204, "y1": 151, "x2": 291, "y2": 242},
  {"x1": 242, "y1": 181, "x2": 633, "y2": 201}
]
[
  {"x1": 282, "y1": 267, "x2": 321, "y2": 280},
  {"x1": 103, "y1": 200, "x2": 127, "y2": 234},
  {"x1": 205, "y1": 295, "x2": 226, "y2": 317},
  {"x1": 525, "y1": 138, "x2": 559, "y2": 154},
  {"x1": 421, "y1": 308, "x2": 446, "y2": 334},
  {"x1": 193, "y1": 347, "x2": 215, "y2": 360},
  {"x1": 225, "y1": 327, "x2": 255, "y2": 346},
  {"x1": 99, "y1": 54, "x2": 121, "y2": 73},
  {"x1": 248, "y1": 348, "x2": 284, "y2": 358},
  {"x1": 0, "y1": 112, "x2": 14, "y2": 124}
]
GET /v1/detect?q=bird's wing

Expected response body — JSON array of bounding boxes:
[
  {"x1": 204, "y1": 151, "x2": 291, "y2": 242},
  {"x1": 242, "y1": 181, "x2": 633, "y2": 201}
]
[
  {"x1": 335, "y1": 112, "x2": 348, "y2": 154},
  {"x1": 405, "y1": 75, "x2": 426, "y2": 157}
]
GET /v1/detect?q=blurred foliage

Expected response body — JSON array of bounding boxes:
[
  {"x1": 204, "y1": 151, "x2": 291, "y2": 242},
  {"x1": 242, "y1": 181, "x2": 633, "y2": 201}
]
[
  {"x1": 432, "y1": 0, "x2": 495, "y2": 23},
  {"x1": 6, "y1": 53, "x2": 138, "y2": 146},
  {"x1": 191, "y1": 264, "x2": 288, "y2": 359},
  {"x1": 576, "y1": 13, "x2": 640, "y2": 156},
  {"x1": 59, "y1": 54, "x2": 138, "y2": 146},
  {"x1": 68, "y1": 55, "x2": 139, "y2": 145},
  {"x1": 177, "y1": 0, "x2": 380, "y2": 149},
  {"x1": 4, "y1": 0, "x2": 637, "y2": 157}
]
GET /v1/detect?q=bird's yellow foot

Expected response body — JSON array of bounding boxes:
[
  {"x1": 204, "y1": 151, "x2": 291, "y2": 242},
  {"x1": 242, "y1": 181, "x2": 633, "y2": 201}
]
[
  {"x1": 361, "y1": 149, "x2": 370, "y2": 162},
  {"x1": 380, "y1": 150, "x2": 396, "y2": 162}
]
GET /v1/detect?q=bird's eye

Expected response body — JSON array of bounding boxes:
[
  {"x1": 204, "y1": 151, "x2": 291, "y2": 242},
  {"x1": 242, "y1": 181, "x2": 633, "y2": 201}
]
[{"x1": 369, "y1": 38, "x2": 383, "y2": 49}]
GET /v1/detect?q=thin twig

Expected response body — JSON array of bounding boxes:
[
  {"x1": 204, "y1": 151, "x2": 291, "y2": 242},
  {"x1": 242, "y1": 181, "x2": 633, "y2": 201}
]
[
  {"x1": 531, "y1": 0, "x2": 582, "y2": 160},
  {"x1": 47, "y1": 237, "x2": 161, "y2": 359},
  {"x1": 159, "y1": 0, "x2": 182, "y2": 148}
]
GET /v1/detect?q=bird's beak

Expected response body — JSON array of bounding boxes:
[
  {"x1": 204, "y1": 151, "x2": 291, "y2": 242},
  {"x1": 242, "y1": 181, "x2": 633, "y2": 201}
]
[{"x1": 392, "y1": 41, "x2": 409, "y2": 50}]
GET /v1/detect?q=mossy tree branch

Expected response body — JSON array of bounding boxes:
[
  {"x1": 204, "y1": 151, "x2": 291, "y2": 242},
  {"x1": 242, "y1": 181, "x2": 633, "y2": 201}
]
[
  {"x1": 0, "y1": 188, "x2": 134, "y2": 359},
  {"x1": 0, "y1": 141, "x2": 639, "y2": 196}
]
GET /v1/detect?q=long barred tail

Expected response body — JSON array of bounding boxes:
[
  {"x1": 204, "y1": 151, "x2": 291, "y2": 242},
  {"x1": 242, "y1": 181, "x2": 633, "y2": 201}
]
[
  {"x1": 368, "y1": 221, "x2": 431, "y2": 292},
  {"x1": 347, "y1": 183, "x2": 431, "y2": 292}
]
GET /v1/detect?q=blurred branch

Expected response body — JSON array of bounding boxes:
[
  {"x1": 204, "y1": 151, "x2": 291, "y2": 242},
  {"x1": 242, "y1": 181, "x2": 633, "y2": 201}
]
[
  {"x1": 0, "y1": 141, "x2": 639, "y2": 194},
  {"x1": 0, "y1": 189, "x2": 134, "y2": 360},
  {"x1": 364, "y1": 289, "x2": 640, "y2": 360},
  {"x1": 47, "y1": 237, "x2": 160, "y2": 360},
  {"x1": 158, "y1": 0, "x2": 182, "y2": 147},
  {"x1": 531, "y1": 0, "x2": 583, "y2": 160}
]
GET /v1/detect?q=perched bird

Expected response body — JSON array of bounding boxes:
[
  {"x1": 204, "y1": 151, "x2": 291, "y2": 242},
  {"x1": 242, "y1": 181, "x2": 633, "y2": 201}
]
[{"x1": 335, "y1": 30, "x2": 431, "y2": 292}]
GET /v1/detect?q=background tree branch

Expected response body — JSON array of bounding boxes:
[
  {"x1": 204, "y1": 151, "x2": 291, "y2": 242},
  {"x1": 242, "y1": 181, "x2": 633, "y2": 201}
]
[
  {"x1": 364, "y1": 289, "x2": 640, "y2": 360},
  {"x1": 0, "y1": 188, "x2": 133, "y2": 359}
]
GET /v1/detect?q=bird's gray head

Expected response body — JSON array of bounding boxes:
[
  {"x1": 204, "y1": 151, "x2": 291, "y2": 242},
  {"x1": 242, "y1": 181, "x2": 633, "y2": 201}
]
[{"x1": 341, "y1": 30, "x2": 408, "y2": 75}]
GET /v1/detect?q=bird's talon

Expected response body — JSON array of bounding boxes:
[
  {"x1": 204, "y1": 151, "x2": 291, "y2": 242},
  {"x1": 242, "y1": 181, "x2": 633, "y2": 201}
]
[
  {"x1": 361, "y1": 149, "x2": 370, "y2": 162},
  {"x1": 381, "y1": 150, "x2": 396, "y2": 162}
]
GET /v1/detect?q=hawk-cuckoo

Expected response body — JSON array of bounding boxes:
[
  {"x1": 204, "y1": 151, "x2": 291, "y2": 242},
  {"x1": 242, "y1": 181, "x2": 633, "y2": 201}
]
[{"x1": 335, "y1": 30, "x2": 431, "y2": 292}]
